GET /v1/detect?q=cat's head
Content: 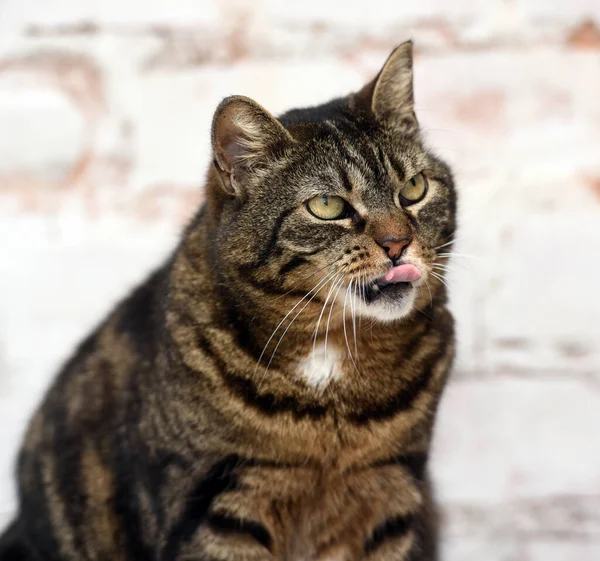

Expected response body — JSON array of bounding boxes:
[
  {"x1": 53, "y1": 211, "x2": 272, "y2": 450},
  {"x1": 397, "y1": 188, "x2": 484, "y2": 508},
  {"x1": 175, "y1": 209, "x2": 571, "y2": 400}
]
[{"x1": 207, "y1": 41, "x2": 456, "y2": 325}]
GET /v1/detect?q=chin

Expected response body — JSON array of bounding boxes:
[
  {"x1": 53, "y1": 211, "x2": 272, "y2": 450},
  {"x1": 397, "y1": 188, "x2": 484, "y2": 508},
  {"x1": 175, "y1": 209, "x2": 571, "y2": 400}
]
[{"x1": 354, "y1": 283, "x2": 417, "y2": 323}]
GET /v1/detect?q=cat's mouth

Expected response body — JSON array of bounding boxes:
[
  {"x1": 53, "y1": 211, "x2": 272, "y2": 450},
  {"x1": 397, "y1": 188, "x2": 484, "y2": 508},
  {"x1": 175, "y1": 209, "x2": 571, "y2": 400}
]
[{"x1": 364, "y1": 264, "x2": 421, "y2": 303}]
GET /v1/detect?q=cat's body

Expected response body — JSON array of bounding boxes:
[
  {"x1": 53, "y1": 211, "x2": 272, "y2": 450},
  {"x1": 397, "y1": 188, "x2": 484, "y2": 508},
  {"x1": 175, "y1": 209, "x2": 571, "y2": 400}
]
[{"x1": 0, "y1": 42, "x2": 456, "y2": 561}]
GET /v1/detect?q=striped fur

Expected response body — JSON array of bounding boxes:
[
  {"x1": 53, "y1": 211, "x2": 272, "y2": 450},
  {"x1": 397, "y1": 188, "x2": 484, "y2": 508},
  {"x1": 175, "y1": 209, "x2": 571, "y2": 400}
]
[{"x1": 0, "y1": 42, "x2": 456, "y2": 561}]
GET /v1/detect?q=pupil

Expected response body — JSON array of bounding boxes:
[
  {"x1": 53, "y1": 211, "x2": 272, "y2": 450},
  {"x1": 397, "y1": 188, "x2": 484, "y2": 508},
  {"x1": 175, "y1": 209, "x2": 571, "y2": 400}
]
[
  {"x1": 410, "y1": 177, "x2": 416, "y2": 186},
  {"x1": 322, "y1": 196, "x2": 329, "y2": 206}
]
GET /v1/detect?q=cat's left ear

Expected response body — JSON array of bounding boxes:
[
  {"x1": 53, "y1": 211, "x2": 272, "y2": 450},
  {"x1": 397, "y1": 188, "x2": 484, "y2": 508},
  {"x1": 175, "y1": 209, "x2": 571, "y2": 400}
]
[
  {"x1": 352, "y1": 41, "x2": 418, "y2": 133},
  {"x1": 212, "y1": 95, "x2": 293, "y2": 197}
]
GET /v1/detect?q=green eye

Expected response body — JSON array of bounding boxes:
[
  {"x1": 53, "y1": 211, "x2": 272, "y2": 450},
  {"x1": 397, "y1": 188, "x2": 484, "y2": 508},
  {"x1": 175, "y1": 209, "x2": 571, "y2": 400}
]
[
  {"x1": 398, "y1": 172, "x2": 428, "y2": 205},
  {"x1": 306, "y1": 195, "x2": 347, "y2": 220}
]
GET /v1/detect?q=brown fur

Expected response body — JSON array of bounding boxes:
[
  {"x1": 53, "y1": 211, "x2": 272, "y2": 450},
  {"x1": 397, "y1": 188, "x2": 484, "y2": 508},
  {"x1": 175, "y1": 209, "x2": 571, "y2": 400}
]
[{"x1": 0, "y1": 42, "x2": 457, "y2": 561}]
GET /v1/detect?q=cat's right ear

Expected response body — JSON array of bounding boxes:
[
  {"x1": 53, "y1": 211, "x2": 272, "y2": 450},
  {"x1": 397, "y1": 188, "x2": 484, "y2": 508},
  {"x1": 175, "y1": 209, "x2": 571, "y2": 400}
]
[
  {"x1": 211, "y1": 96, "x2": 293, "y2": 197},
  {"x1": 352, "y1": 41, "x2": 418, "y2": 133}
]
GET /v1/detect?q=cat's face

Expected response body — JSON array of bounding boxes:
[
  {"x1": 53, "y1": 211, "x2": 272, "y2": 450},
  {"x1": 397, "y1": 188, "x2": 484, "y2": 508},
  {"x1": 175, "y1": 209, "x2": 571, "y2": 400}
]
[{"x1": 209, "y1": 42, "x2": 456, "y2": 325}]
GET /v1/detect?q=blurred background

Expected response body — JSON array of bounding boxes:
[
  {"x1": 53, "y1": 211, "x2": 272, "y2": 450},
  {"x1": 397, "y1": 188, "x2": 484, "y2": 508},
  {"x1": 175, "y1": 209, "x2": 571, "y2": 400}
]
[{"x1": 1, "y1": 1, "x2": 599, "y2": 559}]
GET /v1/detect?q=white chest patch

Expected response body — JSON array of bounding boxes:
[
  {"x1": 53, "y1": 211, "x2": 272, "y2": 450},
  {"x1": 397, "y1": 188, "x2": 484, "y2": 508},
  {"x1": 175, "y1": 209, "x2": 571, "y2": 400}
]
[{"x1": 298, "y1": 343, "x2": 343, "y2": 391}]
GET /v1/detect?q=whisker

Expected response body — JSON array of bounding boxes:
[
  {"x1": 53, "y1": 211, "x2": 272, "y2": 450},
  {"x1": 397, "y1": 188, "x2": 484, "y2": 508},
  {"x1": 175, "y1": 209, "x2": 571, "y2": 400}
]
[
  {"x1": 355, "y1": 278, "x2": 361, "y2": 359},
  {"x1": 358, "y1": 270, "x2": 365, "y2": 330},
  {"x1": 433, "y1": 234, "x2": 471, "y2": 251},
  {"x1": 430, "y1": 271, "x2": 450, "y2": 290},
  {"x1": 423, "y1": 277, "x2": 433, "y2": 307},
  {"x1": 350, "y1": 279, "x2": 358, "y2": 359},
  {"x1": 261, "y1": 272, "x2": 338, "y2": 384},
  {"x1": 432, "y1": 263, "x2": 465, "y2": 274},
  {"x1": 432, "y1": 264, "x2": 450, "y2": 273},
  {"x1": 255, "y1": 270, "x2": 337, "y2": 378},
  {"x1": 325, "y1": 277, "x2": 346, "y2": 359},
  {"x1": 263, "y1": 271, "x2": 338, "y2": 381},
  {"x1": 342, "y1": 282, "x2": 358, "y2": 371},
  {"x1": 312, "y1": 274, "x2": 340, "y2": 354},
  {"x1": 437, "y1": 251, "x2": 480, "y2": 261},
  {"x1": 433, "y1": 239, "x2": 455, "y2": 251}
]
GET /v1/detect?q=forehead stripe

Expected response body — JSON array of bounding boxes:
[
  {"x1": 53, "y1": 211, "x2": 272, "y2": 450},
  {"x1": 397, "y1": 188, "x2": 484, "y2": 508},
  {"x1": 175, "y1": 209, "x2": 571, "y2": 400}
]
[
  {"x1": 339, "y1": 166, "x2": 353, "y2": 192},
  {"x1": 324, "y1": 119, "x2": 375, "y2": 181}
]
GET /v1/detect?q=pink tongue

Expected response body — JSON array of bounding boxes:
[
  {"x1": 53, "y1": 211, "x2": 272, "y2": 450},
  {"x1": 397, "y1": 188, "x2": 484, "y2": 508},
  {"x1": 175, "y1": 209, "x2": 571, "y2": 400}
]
[{"x1": 384, "y1": 264, "x2": 421, "y2": 283}]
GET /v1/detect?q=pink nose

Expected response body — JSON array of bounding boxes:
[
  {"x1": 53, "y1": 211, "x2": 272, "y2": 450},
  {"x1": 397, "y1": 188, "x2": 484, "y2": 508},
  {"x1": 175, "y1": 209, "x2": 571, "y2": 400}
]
[{"x1": 377, "y1": 236, "x2": 411, "y2": 260}]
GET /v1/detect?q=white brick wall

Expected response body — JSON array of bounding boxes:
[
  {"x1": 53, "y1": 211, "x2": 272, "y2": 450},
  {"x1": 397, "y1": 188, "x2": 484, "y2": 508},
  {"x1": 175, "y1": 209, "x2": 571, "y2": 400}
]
[{"x1": 1, "y1": 1, "x2": 599, "y2": 559}]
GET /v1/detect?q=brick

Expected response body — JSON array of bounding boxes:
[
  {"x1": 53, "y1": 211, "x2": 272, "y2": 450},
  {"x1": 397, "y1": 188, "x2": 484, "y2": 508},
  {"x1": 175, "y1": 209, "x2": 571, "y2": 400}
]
[
  {"x1": 441, "y1": 536, "x2": 521, "y2": 561},
  {"x1": 431, "y1": 377, "x2": 600, "y2": 502},
  {"x1": 521, "y1": 1, "x2": 600, "y2": 22},
  {"x1": 4, "y1": 2, "x2": 599, "y2": 56},
  {"x1": 262, "y1": 0, "x2": 486, "y2": 25},
  {"x1": 0, "y1": 47, "x2": 119, "y2": 202},
  {"x1": 0, "y1": 0, "x2": 492, "y2": 36},
  {"x1": 412, "y1": 49, "x2": 600, "y2": 177},
  {"x1": 481, "y1": 176, "x2": 600, "y2": 373},
  {"x1": 523, "y1": 541, "x2": 600, "y2": 561},
  {"x1": 441, "y1": 500, "x2": 600, "y2": 561},
  {"x1": 108, "y1": 57, "x2": 365, "y2": 187},
  {"x1": 0, "y1": 81, "x2": 85, "y2": 180},
  {"x1": 442, "y1": 496, "x2": 600, "y2": 540},
  {"x1": 0, "y1": 0, "x2": 219, "y2": 30},
  {"x1": 567, "y1": 20, "x2": 600, "y2": 49}
]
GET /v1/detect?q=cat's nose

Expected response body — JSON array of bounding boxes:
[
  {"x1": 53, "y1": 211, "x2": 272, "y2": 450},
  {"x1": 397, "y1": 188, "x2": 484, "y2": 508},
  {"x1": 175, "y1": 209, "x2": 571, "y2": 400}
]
[{"x1": 376, "y1": 235, "x2": 411, "y2": 261}]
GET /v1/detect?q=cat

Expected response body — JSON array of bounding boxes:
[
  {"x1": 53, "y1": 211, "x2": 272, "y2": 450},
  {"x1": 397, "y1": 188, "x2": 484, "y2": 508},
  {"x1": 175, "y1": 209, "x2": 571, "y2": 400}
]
[{"x1": 0, "y1": 41, "x2": 456, "y2": 561}]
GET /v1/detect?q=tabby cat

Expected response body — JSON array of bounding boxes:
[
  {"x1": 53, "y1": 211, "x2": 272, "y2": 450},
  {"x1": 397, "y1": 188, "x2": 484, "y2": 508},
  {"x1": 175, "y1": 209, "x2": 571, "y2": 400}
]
[{"x1": 0, "y1": 41, "x2": 456, "y2": 561}]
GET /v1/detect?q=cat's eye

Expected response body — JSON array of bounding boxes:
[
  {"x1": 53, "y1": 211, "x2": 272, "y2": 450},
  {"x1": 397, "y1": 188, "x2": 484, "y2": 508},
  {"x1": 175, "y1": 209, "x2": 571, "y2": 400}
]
[
  {"x1": 398, "y1": 172, "x2": 428, "y2": 205},
  {"x1": 306, "y1": 195, "x2": 348, "y2": 220}
]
